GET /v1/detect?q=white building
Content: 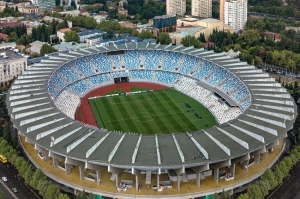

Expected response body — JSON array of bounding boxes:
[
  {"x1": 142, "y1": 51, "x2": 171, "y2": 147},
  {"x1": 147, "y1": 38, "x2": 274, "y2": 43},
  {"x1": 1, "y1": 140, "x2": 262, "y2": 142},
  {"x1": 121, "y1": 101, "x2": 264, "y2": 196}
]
[
  {"x1": 166, "y1": 0, "x2": 186, "y2": 16},
  {"x1": 220, "y1": 0, "x2": 247, "y2": 32},
  {"x1": 57, "y1": 28, "x2": 71, "y2": 42},
  {"x1": 191, "y1": 0, "x2": 212, "y2": 18},
  {"x1": 78, "y1": 30, "x2": 106, "y2": 43},
  {"x1": 0, "y1": 49, "x2": 27, "y2": 86}
]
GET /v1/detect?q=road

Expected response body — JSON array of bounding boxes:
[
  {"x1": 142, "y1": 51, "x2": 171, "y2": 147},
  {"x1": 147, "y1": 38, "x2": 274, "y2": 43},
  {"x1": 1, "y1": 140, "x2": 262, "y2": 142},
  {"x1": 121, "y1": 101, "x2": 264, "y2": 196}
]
[{"x1": 0, "y1": 162, "x2": 40, "y2": 199}]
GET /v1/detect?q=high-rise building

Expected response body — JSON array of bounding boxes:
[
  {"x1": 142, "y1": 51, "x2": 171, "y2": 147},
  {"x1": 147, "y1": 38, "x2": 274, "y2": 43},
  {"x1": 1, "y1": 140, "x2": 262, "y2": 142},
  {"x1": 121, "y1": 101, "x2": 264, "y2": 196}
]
[
  {"x1": 37, "y1": 0, "x2": 55, "y2": 12},
  {"x1": 191, "y1": 0, "x2": 212, "y2": 18},
  {"x1": 166, "y1": 0, "x2": 186, "y2": 16},
  {"x1": 220, "y1": 0, "x2": 247, "y2": 32},
  {"x1": 153, "y1": 15, "x2": 177, "y2": 32}
]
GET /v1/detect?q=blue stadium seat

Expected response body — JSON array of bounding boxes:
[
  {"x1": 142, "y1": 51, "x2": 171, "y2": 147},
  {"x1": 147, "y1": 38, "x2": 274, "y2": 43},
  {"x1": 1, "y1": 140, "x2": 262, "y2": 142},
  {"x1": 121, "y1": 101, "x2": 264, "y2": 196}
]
[
  {"x1": 162, "y1": 52, "x2": 183, "y2": 71},
  {"x1": 57, "y1": 63, "x2": 80, "y2": 82},
  {"x1": 48, "y1": 73, "x2": 68, "y2": 90},
  {"x1": 90, "y1": 53, "x2": 112, "y2": 73},
  {"x1": 71, "y1": 57, "x2": 96, "y2": 76},
  {"x1": 66, "y1": 79, "x2": 91, "y2": 95},
  {"x1": 123, "y1": 50, "x2": 141, "y2": 69},
  {"x1": 154, "y1": 71, "x2": 180, "y2": 85},
  {"x1": 87, "y1": 74, "x2": 111, "y2": 85},
  {"x1": 179, "y1": 56, "x2": 200, "y2": 75},
  {"x1": 206, "y1": 67, "x2": 231, "y2": 86},
  {"x1": 220, "y1": 76, "x2": 242, "y2": 93},
  {"x1": 232, "y1": 85, "x2": 249, "y2": 102},
  {"x1": 193, "y1": 61, "x2": 217, "y2": 80},
  {"x1": 130, "y1": 70, "x2": 153, "y2": 79},
  {"x1": 144, "y1": 50, "x2": 163, "y2": 69}
]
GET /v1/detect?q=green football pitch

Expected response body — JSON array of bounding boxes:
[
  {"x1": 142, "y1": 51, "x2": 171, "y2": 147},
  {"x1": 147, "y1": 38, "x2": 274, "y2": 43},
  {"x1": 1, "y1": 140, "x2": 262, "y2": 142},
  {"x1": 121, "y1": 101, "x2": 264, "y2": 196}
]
[{"x1": 89, "y1": 88, "x2": 216, "y2": 134}]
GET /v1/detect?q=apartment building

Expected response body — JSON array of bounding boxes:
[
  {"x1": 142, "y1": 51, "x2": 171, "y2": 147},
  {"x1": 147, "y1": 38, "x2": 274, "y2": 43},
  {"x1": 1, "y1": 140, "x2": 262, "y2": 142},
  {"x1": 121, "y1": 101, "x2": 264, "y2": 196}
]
[
  {"x1": 0, "y1": 49, "x2": 27, "y2": 86},
  {"x1": 220, "y1": 0, "x2": 247, "y2": 32},
  {"x1": 191, "y1": 0, "x2": 212, "y2": 18},
  {"x1": 166, "y1": 0, "x2": 186, "y2": 16}
]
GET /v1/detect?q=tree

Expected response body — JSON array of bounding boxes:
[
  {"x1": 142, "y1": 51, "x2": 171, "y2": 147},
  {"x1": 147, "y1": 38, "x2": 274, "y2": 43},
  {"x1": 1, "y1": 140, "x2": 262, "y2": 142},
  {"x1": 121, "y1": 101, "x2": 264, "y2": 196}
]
[
  {"x1": 8, "y1": 31, "x2": 18, "y2": 42},
  {"x1": 247, "y1": 184, "x2": 263, "y2": 199},
  {"x1": 76, "y1": 190, "x2": 95, "y2": 199},
  {"x1": 132, "y1": 30, "x2": 139, "y2": 37},
  {"x1": 3, "y1": 121, "x2": 11, "y2": 144},
  {"x1": 220, "y1": 190, "x2": 231, "y2": 199},
  {"x1": 36, "y1": 180, "x2": 51, "y2": 196},
  {"x1": 0, "y1": 190, "x2": 3, "y2": 199},
  {"x1": 261, "y1": 168, "x2": 277, "y2": 189},
  {"x1": 242, "y1": 29, "x2": 261, "y2": 46},
  {"x1": 157, "y1": 32, "x2": 171, "y2": 44},
  {"x1": 274, "y1": 165, "x2": 284, "y2": 184},
  {"x1": 139, "y1": 30, "x2": 154, "y2": 39},
  {"x1": 30, "y1": 169, "x2": 47, "y2": 189},
  {"x1": 237, "y1": 193, "x2": 250, "y2": 199},
  {"x1": 58, "y1": 193, "x2": 71, "y2": 199},
  {"x1": 40, "y1": 44, "x2": 55, "y2": 56},
  {"x1": 44, "y1": 184, "x2": 61, "y2": 199},
  {"x1": 19, "y1": 161, "x2": 29, "y2": 178},
  {"x1": 24, "y1": 165, "x2": 34, "y2": 184},
  {"x1": 64, "y1": 31, "x2": 80, "y2": 43},
  {"x1": 257, "y1": 180, "x2": 270, "y2": 197},
  {"x1": 15, "y1": 156, "x2": 26, "y2": 171},
  {"x1": 199, "y1": 33, "x2": 206, "y2": 42},
  {"x1": 181, "y1": 35, "x2": 204, "y2": 48},
  {"x1": 278, "y1": 161, "x2": 289, "y2": 178}
]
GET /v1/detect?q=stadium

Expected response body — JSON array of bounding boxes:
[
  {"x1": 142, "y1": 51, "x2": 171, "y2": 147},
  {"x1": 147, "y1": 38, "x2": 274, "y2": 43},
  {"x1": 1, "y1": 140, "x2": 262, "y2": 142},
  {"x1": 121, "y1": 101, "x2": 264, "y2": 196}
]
[{"x1": 6, "y1": 43, "x2": 296, "y2": 198}]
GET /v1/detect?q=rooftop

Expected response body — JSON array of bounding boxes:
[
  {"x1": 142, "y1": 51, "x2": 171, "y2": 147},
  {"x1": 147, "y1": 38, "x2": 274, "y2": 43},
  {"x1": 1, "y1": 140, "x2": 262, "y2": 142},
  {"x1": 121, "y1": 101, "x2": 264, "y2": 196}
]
[
  {"x1": 199, "y1": 18, "x2": 221, "y2": 23},
  {"x1": 0, "y1": 49, "x2": 25, "y2": 63},
  {"x1": 78, "y1": 29, "x2": 105, "y2": 37},
  {"x1": 57, "y1": 28, "x2": 71, "y2": 33}
]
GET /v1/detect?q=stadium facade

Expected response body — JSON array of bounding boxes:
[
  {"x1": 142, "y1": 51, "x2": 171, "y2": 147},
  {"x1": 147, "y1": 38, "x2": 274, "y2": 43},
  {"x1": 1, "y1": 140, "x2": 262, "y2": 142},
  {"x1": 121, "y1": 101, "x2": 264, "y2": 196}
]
[{"x1": 6, "y1": 43, "x2": 296, "y2": 198}]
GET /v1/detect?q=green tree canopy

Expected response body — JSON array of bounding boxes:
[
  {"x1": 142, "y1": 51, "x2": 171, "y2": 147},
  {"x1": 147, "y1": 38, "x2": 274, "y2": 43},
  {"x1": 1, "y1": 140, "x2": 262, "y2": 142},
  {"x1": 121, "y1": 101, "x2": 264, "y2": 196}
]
[
  {"x1": 30, "y1": 169, "x2": 47, "y2": 189},
  {"x1": 181, "y1": 35, "x2": 204, "y2": 48},
  {"x1": 64, "y1": 31, "x2": 80, "y2": 43},
  {"x1": 261, "y1": 168, "x2": 277, "y2": 189},
  {"x1": 139, "y1": 31, "x2": 154, "y2": 39},
  {"x1": 242, "y1": 29, "x2": 261, "y2": 46},
  {"x1": 3, "y1": 121, "x2": 11, "y2": 144},
  {"x1": 40, "y1": 44, "x2": 55, "y2": 56},
  {"x1": 157, "y1": 32, "x2": 171, "y2": 44}
]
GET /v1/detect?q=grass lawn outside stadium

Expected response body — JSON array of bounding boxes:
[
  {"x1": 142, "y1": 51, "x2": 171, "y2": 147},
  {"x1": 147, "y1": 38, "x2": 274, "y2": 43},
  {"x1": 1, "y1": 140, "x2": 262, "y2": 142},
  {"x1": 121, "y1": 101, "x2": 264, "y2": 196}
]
[{"x1": 89, "y1": 88, "x2": 216, "y2": 134}]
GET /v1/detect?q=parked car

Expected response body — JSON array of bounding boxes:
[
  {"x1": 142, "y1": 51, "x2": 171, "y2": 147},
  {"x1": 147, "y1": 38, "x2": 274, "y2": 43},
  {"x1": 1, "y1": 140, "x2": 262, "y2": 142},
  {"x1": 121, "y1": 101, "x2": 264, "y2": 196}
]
[
  {"x1": 2, "y1": 177, "x2": 7, "y2": 182},
  {"x1": 12, "y1": 187, "x2": 17, "y2": 193}
]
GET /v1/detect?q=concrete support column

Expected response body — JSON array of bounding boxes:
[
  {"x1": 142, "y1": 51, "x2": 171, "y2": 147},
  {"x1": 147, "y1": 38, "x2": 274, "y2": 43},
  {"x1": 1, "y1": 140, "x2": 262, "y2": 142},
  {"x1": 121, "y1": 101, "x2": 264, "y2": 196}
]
[
  {"x1": 196, "y1": 171, "x2": 201, "y2": 187},
  {"x1": 157, "y1": 174, "x2": 160, "y2": 190},
  {"x1": 65, "y1": 163, "x2": 72, "y2": 175},
  {"x1": 177, "y1": 174, "x2": 181, "y2": 190},
  {"x1": 254, "y1": 154, "x2": 260, "y2": 164},
  {"x1": 79, "y1": 165, "x2": 85, "y2": 180},
  {"x1": 96, "y1": 170, "x2": 101, "y2": 185},
  {"x1": 60, "y1": 0, "x2": 63, "y2": 5},
  {"x1": 52, "y1": 158, "x2": 59, "y2": 168},
  {"x1": 136, "y1": 175, "x2": 139, "y2": 191},
  {"x1": 242, "y1": 160, "x2": 249, "y2": 171},
  {"x1": 43, "y1": 152, "x2": 49, "y2": 161},
  {"x1": 214, "y1": 168, "x2": 219, "y2": 183},
  {"x1": 115, "y1": 174, "x2": 119, "y2": 188},
  {"x1": 230, "y1": 163, "x2": 236, "y2": 177}
]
